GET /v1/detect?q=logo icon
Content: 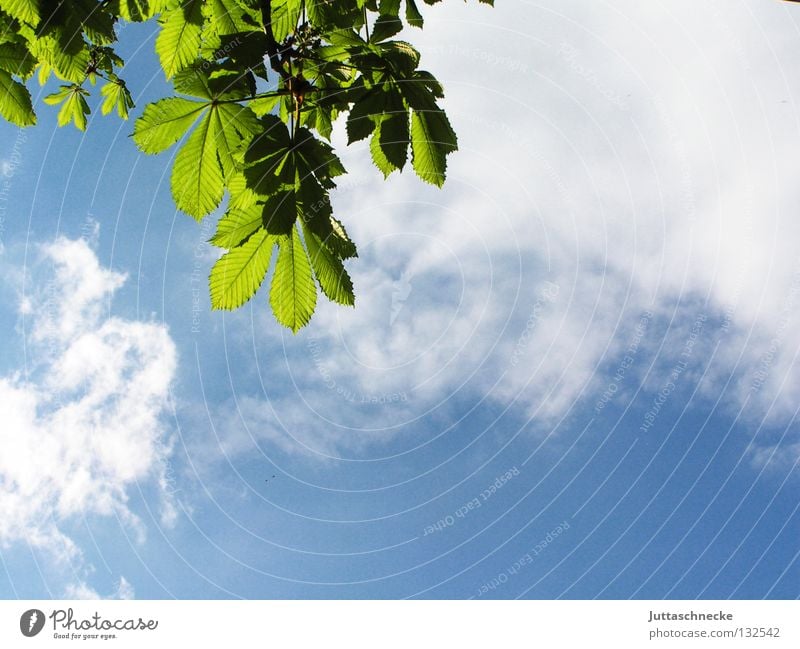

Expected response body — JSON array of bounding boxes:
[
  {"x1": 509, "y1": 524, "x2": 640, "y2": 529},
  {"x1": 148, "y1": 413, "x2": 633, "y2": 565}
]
[{"x1": 20, "y1": 609, "x2": 45, "y2": 637}]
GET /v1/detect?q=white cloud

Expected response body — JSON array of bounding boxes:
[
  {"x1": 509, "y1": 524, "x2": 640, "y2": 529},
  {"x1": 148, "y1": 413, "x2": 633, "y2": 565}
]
[
  {"x1": 751, "y1": 442, "x2": 800, "y2": 475},
  {"x1": 200, "y1": 1, "x2": 800, "y2": 468},
  {"x1": 63, "y1": 582, "x2": 103, "y2": 600},
  {"x1": 64, "y1": 576, "x2": 135, "y2": 600},
  {"x1": 0, "y1": 236, "x2": 177, "y2": 591},
  {"x1": 356, "y1": 1, "x2": 800, "y2": 423}
]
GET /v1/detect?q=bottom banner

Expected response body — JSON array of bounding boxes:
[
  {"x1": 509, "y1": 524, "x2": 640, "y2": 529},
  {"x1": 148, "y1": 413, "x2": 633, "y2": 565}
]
[{"x1": 0, "y1": 601, "x2": 796, "y2": 648}]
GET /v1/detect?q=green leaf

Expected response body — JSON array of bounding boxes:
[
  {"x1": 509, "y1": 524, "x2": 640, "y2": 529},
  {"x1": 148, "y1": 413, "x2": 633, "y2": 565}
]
[
  {"x1": 2, "y1": 0, "x2": 40, "y2": 25},
  {"x1": 369, "y1": 91, "x2": 408, "y2": 175},
  {"x1": 75, "y1": 0, "x2": 116, "y2": 46},
  {"x1": 249, "y1": 94, "x2": 282, "y2": 117},
  {"x1": 113, "y1": 0, "x2": 170, "y2": 22},
  {"x1": 327, "y1": 28, "x2": 369, "y2": 51},
  {"x1": 294, "y1": 171, "x2": 330, "y2": 223},
  {"x1": 242, "y1": 115, "x2": 295, "y2": 195},
  {"x1": 61, "y1": 93, "x2": 90, "y2": 131},
  {"x1": 132, "y1": 97, "x2": 204, "y2": 154},
  {"x1": 294, "y1": 128, "x2": 347, "y2": 187},
  {"x1": 260, "y1": 188, "x2": 297, "y2": 235},
  {"x1": 300, "y1": 101, "x2": 335, "y2": 140},
  {"x1": 155, "y1": 1, "x2": 204, "y2": 79},
  {"x1": 35, "y1": 61, "x2": 50, "y2": 85},
  {"x1": 171, "y1": 110, "x2": 225, "y2": 219},
  {"x1": 45, "y1": 84, "x2": 90, "y2": 130},
  {"x1": 346, "y1": 88, "x2": 386, "y2": 143},
  {"x1": 320, "y1": 217, "x2": 358, "y2": 259},
  {"x1": 410, "y1": 107, "x2": 457, "y2": 186},
  {"x1": 379, "y1": 110, "x2": 409, "y2": 170},
  {"x1": 370, "y1": 121, "x2": 394, "y2": 177},
  {"x1": 397, "y1": 74, "x2": 441, "y2": 110},
  {"x1": 100, "y1": 79, "x2": 134, "y2": 119},
  {"x1": 371, "y1": 15, "x2": 403, "y2": 43},
  {"x1": 0, "y1": 69, "x2": 34, "y2": 126},
  {"x1": 270, "y1": 225, "x2": 317, "y2": 333},
  {"x1": 244, "y1": 149, "x2": 292, "y2": 196},
  {"x1": 203, "y1": 30, "x2": 269, "y2": 75},
  {"x1": 175, "y1": 62, "x2": 254, "y2": 100},
  {"x1": 0, "y1": 12, "x2": 17, "y2": 44},
  {"x1": 210, "y1": 204, "x2": 264, "y2": 248},
  {"x1": 42, "y1": 85, "x2": 70, "y2": 105},
  {"x1": 173, "y1": 64, "x2": 215, "y2": 99},
  {"x1": 203, "y1": 0, "x2": 251, "y2": 38},
  {"x1": 136, "y1": 74, "x2": 260, "y2": 221},
  {"x1": 379, "y1": 40, "x2": 420, "y2": 75},
  {"x1": 0, "y1": 41, "x2": 35, "y2": 77},
  {"x1": 405, "y1": 0, "x2": 423, "y2": 28},
  {"x1": 307, "y1": 0, "x2": 360, "y2": 29},
  {"x1": 227, "y1": 170, "x2": 259, "y2": 210},
  {"x1": 209, "y1": 229, "x2": 275, "y2": 310},
  {"x1": 369, "y1": 0, "x2": 402, "y2": 42},
  {"x1": 379, "y1": 0, "x2": 402, "y2": 14},
  {"x1": 269, "y1": 0, "x2": 301, "y2": 42},
  {"x1": 0, "y1": 0, "x2": 484, "y2": 329},
  {"x1": 211, "y1": 66, "x2": 256, "y2": 99},
  {"x1": 245, "y1": 114, "x2": 292, "y2": 152},
  {"x1": 214, "y1": 102, "x2": 259, "y2": 177},
  {"x1": 410, "y1": 69, "x2": 444, "y2": 98},
  {"x1": 25, "y1": 24, "x2": 90, "y2": 83},
  {"x1": 301, "y1": 220, "x2": 355, "y2": 306},
  {"x1": 303, "y1": 46, "x2": 355, "y2": 84}
]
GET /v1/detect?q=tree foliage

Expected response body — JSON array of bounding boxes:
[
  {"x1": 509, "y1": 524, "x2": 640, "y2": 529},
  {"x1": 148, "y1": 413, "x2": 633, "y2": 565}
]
[{"x1": 0, "y1": 0, "x2": 493, "y2": 332}]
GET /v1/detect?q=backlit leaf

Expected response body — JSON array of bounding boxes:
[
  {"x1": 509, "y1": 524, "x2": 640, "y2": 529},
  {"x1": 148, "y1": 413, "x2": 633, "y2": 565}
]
[
  {"x1": 155, "y1": 0, "x2": 204, "y2": 78},
  {"x1": 171, "y1": 110, "x2": 225, "y2": 219},
  {"x1": 210, "y1": 228, "x2": 275, "y2": 309},
  {"x1": 132, "y1": 97, "x2": 204, "y2": 154},
  {"x1": 0, "y1": 69, "x2": 34, "y2": 126},
  {"x1": 269, "y1": 225, "x2": 317, "y2": 333}
]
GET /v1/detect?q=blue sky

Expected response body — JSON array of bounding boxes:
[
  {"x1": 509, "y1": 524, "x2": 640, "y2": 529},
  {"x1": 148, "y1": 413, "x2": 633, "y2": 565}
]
[{"x1": 0, "y1": 0, "x2": 798, "y2": 599}]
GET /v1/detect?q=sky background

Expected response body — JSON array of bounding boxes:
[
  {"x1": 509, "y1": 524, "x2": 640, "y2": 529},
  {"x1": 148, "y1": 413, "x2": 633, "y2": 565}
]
[{"x1": 0, "y1": 0, "x2": 799, "y2": 599}]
